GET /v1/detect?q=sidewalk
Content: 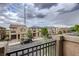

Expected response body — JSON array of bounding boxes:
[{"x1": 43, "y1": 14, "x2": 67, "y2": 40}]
[
  {"x1": 32, "y1": 37, "x2": 43, "y2": 41},
  {"x1": 8, "y1": 40, "x2": 20, "y2": 46}
]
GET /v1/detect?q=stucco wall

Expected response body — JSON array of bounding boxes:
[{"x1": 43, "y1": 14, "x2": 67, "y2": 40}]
[
  {"x1": 53, "y1": 34, "x2": 79, "y2": 56},
  {"x1": 63, "y1": 35, "x2": 79, "y2": 56}
]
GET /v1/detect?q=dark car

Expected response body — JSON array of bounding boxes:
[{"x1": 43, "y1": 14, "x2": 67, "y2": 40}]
[{"x1": 20, "y1": 38, "x2": 32, "y2": 44}]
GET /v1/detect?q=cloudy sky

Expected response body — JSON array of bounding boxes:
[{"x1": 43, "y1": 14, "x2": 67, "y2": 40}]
[{"x1": 0, "y1": 3, "x2": 79, "y2": 28}]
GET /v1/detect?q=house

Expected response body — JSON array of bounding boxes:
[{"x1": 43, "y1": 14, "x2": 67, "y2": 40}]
[
  {"x1": 9, "y1": 24, "x2": 27, "y2": 40},
  {"x1": 7, "y1": 24, "x2": 71, "y2": 40},
  {"x1": 28, "y1": 26, "x2": 42, "y2": 38}
]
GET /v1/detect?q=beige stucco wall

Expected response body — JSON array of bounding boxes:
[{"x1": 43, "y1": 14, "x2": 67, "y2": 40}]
[
  {"x1": 63, "y1": 35, "x2": 79, "y2": 56},
  {"x1": 63, "y1": 40, "x2": 79, "y2": 56},
  {"x1": 52, "y1": 34, "x2": 79, "y2": 56}
]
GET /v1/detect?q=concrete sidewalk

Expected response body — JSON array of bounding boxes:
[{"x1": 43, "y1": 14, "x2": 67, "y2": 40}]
[
  {"x1": 8, "y1": 40, "x2": 20, "y2": 46},
  {"x1": 8, "y1": 41, "x2": 20, "y2": 46}
]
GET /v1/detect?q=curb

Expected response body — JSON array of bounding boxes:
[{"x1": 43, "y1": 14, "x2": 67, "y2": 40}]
[{"x1": 8, "y1": 42, "x2": 20, "y2": 46}]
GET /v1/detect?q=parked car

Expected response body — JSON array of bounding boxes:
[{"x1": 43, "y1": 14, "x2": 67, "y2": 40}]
[{"x1": 20, "y1": 38, "x2": 32, "y2": 44}]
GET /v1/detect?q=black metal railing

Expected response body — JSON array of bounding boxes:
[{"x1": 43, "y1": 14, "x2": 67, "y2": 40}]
[{"x1": 6, "y1": 40, "x2": 56, "y2": 56}]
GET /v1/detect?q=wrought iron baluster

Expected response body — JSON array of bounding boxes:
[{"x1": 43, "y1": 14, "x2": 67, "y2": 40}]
[
  {"x1": 46, "y1": 43, "x2": 47, "y2": 56},
  {"x1": 32, "y1": 48, "x2": 34, "y2": 56},
  {"x1": 16, "y1": 52, "x2": 18, "y2": 56},
  {"x1": 48, "y1": 43, "x2": 50, "y2": 56},
  {"x1": 40, "y1": 45, "x2": 41, "y2": 56},
  {"x1": 22, "y1": 50, "x2": 24, "y2": 55},
  {"x1": 27, "y1": 49, "x2": 29, "y2": 56},
  {"x1": 36, "y1": 47, "x2": 38, "y2": 56},
  {"x1": 43, "y1": 44, "x2": 44, "y2": 56}
]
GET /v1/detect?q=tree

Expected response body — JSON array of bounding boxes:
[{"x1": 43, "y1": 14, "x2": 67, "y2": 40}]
[
  {"x1": 74, "y1": 25, "x2": 79, "y2": 32},
  {"x1": 70, "y1": 27, "x2": 75, "y2": 32},
  {"x1": 71, "y1": 25, "x2": 79, "y2": 32},
  {"x1": 27, "y1": 30, "x2": 33, "y2": 39},
  {"x1": 41, "y1": 28, "x2": 48, "y2": 38}
]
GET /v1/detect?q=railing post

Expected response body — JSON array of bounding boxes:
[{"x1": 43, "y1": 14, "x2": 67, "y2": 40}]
[{"x1": 55, "y1": 35, "x2": 64, "y2": 56}]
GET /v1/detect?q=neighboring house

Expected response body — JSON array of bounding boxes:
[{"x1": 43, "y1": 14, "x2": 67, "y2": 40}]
[
  {"x1": 6, "y1": 24, "x2": 71, "y2": 41},
  {"x1": 55, "y1": 27, "x2": 71, "y2": 34},
  {"x1": 27, "y1": 26, "x2": 63, "y2": 38},
  {"x1": 28, "y1": 26, "x2": 42, "y2": 38},
  {"x1": 0, "y1": 27, "x2": 6, "y2": 40},
  {"x1": 9, "y1": 24, "x2": 27, "y2": 40}
]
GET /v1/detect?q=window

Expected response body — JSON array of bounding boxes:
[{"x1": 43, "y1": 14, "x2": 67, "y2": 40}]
[
  {"x1": 11, "y1": 31, "x2": 16, "y2": 33},
  {"x1": 33, "y1": 30, "x2": 36, "y2": 32},
  {"x1": 21, "y1": 28, "x2": 25, "y2": 32}
]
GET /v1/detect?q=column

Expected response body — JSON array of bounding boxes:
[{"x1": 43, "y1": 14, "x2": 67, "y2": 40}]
[{"x1": 55, "y1": 35, "x2": 64, "y2": 56}]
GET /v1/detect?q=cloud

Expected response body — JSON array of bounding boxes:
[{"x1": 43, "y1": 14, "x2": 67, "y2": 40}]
[
  {"x1": 49, "y1": 3, "x2": 77, "y2": 12},
  {"x1": 0, "y1": 21, "x2": 4, "y2": 23},
  {"x1": 0, "y1": 3, "x2": 9, "y2": 13},
  {"x1": 0, "y1": 3, "x2": 79, "y2": 27},
  {"x1": 46, "y1": 3, "x2": 78, "y2": 17},
  {"x1": 52, "y1": 9, "x2": 79, "y2": 25},
  {"x1": 0, "y1": 16, "x2": 6, "y2": 20},
  {"x1": 34, "y1": 3, "x2": 57, "y2": 9},
  {"x1": 37, "y1": 8, "x2": 49, "y2": 15},
  {"x1": 4, "y1": 11, "x2": 20, "y2": 19},
  {"x1": 0, "y1": 3, "x2": 25, "y2": 28},
  {"x1": 60, "y1": 3, "x2": 77, "y2": 11},
  {"x1": 25, "y1": 3, "x2": 78, "y2": 19}
]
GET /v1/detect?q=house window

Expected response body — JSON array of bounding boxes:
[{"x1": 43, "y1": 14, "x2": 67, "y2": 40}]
[
  {"x1": 33, "y1": 30, "x2": 36, "y2": 32},
  {"x1": 11, "y1": 31, "x2": 16, "y2": 33},
  {"x1": 21, "y1": 28, "x2": 25, "y2": 32}
]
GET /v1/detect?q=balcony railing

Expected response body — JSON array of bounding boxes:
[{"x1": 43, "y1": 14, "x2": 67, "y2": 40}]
[{"x1": 6, "y1": 40, "x2": 56, "y2": 56}]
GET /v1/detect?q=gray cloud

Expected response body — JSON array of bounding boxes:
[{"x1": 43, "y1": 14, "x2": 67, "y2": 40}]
[
  {"x1": 34, "y1": 3, "x2": 57, "y2": 9},
  {"x1": 0, "y1": 3, "x2": 79, "y2": 27},
  {"x1": 0, "y1": 3, "x2": 9, "y2": 13},
  {"x1": 36, "y1": 14, "x2": 45, "y2": 18}
]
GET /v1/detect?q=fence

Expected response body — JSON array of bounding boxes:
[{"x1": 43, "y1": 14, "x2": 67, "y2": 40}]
[{"x1": 6, "y1": 40, "x2": 56, "y2": 56}]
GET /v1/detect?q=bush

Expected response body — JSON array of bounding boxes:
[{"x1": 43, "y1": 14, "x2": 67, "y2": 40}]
[{"x1": 58, "y1": 31, "x2": 62, "y2": 34}]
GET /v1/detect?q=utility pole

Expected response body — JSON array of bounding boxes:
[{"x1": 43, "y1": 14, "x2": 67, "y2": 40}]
[{"x1": 24, "y1": 3, "x2": 26, "y2": 25}]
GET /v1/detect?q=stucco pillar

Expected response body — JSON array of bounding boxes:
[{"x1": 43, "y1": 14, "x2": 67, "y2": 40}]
[
  {"x1": 0, "y1": 42, "x2": 8, "y2": 56},
  {"x1": 55, "y1": 35, "x2": 64, "y2": 56},
  {"x1": 9, "y1": 31, "x2": 11, "y2": 40}
]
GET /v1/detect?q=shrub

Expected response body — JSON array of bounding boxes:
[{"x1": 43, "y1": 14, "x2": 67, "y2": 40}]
[{"x1": 58, "y1": 31, "x2": 62, "y2": 34}]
